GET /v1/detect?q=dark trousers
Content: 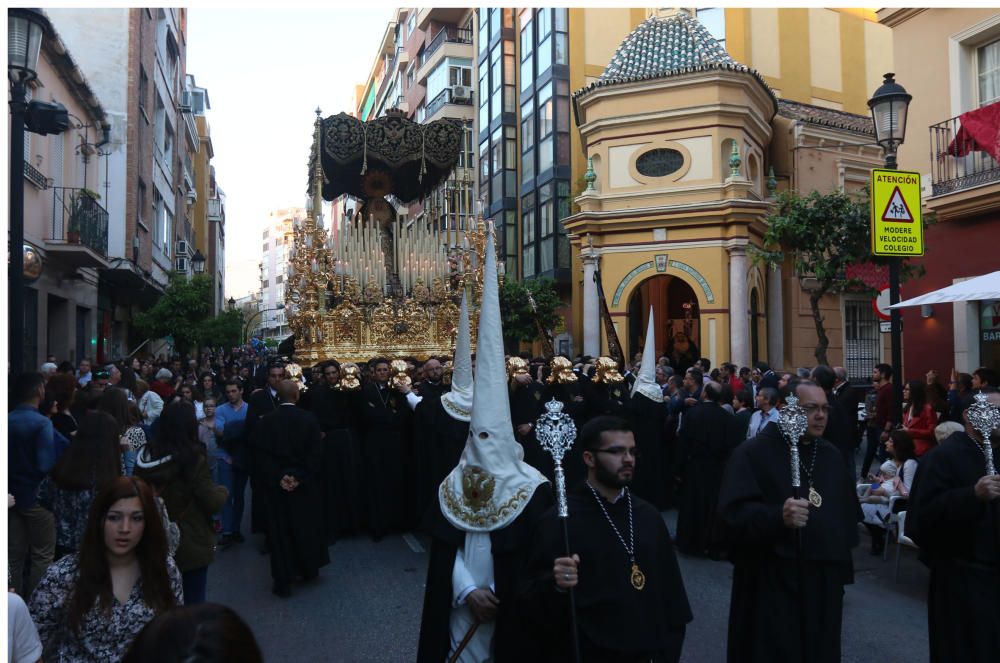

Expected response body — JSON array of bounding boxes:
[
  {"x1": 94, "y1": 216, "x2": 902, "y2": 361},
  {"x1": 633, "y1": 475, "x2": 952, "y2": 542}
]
[
  {"x1": 182, "y1": 566, "x2": 208, "y2": 604},
  {"x1": 861, "y1": 427, "x2": 885, "y2": 479},
  {"x1": 8, "y1": 505, "x2": 55, "y2": 597},
  {"x1": 230, "y1": 466, "x2": 250, "y2": 536}
]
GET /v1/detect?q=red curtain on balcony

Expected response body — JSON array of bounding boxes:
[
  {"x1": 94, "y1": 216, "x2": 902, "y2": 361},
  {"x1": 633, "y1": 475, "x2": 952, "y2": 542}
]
[{"x1": 946, "y1": 101, "x2": 1000, "y2": 162}]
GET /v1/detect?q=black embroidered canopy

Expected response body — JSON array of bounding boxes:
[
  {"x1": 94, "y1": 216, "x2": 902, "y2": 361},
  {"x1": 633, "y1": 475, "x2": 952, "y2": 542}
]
[{"x1": 318, "y1": 110, "x2": 463, "y2": 203}]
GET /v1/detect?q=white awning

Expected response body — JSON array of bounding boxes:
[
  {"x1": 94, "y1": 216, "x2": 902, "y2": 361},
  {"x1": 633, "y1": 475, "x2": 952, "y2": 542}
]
[{"x1": 889, "y1": 270, "x2": 1000, "y2": 308}]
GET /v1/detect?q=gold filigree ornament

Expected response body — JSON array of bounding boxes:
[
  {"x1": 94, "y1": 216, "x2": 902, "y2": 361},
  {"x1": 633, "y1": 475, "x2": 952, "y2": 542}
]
[
  {"x1": 593, "y1": 356, "x2": 625, "y2": 384},
  {"x1": 506, "y1": 356, "x2": 529, "y2": 381},
  {"x1": 337, "y1": 363, "x2": 361, "y2": 391},
  {"x1": 441, "y1": 466, "x2": 534, "y2": 529},
  {"x1": 547, "y1": 356, "x2": 578, "y2": 384},
  {"x1": 390, "y1": 359, "x2": 412, "y2": 390}
]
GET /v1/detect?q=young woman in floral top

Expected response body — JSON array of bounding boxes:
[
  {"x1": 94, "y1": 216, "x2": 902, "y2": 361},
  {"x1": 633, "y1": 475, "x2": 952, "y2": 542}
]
[
  {"x1": 39, "y1": 411, "x2": 122, "y2": 558},
  {"x1": 29, "y1": 476, "x2": 183, "y2": 662}
]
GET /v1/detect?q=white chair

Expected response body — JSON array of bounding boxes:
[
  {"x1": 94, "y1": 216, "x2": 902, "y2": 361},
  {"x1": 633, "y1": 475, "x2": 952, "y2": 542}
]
[{"x1": 893, "y1": 510, "x2": 919, "y2": 582}]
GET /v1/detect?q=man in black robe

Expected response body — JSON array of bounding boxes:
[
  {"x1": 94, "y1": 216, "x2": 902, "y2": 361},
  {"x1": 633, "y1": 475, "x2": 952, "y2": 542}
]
[
  {"x1": 509, "y1": 359, "x2": 549, "y2": 481},
  {"x1": 403, "y1": 358, "x2": 452, "y2": 527},
  {"x1": 544, "y1": 358, "x2": 590, "y2": 488},
  {"x1": 310, "y1": 360, "x2": 364, "y2": 541},
  {"x1": 251, "y1": 380, "x2": 330, "y2": 597},
  {"x1": 244, "y1": 361, "x2": 286, "y2": 543},
  {"x1": 674, "y1": 381, "x2": 739, "y2": 557},
  {"x1": 907, "y1": 391, "x2": 1000, "y2": 663},
  {"x1": 361, "y1": 357, "x2": 413, "y2": 540},
  {"x1": 717, "y1": 380, "x2": 858, "y2": 663},
  {"x1": 811, "y1": 365, "x2": 858, "y2": 476},
  {"x1": 521, "y1": 415, "x2": 691, "y2": 662}
]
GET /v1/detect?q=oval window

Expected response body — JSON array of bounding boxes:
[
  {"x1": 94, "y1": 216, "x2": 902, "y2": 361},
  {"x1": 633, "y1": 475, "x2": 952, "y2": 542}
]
[{"x1": 635, "y1": 148, "x2": 684, "y2": 178}]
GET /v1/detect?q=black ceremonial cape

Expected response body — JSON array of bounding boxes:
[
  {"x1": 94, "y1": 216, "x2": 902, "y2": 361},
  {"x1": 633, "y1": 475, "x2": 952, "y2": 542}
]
[
  {"x1": 245, "y1": 387, "x2": 280, "y2": 535},
  {"x1": 907, "y1": 432, "x2": 1000, "y2": 663},
  {"x1": 626, "y1": 392, "x2": 670, "y2": 509},
  {"x1": 360, "y1": 382, "x2": 413, "y2": 538},
  {"x1": 250, "y1": 404, "x2": 330, "y2": 585},
  {"x1": 717, "y1": 422, "x2": 859, "y2": 663},
  {"x1": 519, "y1": 483, "x2": 691, "y2": 662},
  {"x1": 309, "y1": 383, "x2": 364, "y2": 539},
  {"x1": 510, "y1": 381, "x2": 549, "y2": 481},
  {"x1": 416, "y1": 485, "x2": 554, "y2": 663}
]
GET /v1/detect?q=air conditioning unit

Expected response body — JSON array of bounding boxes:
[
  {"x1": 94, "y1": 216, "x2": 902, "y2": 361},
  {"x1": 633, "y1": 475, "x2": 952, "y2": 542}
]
[
  {"x1": 178, "y1": 90, "x2": 192, "y2": 112},
  {"x1": 452, "y1": 85, "x2": 472, "y2": 101},
  {"x1": 175, "y1": 240, "x2": 190, "y2": 256},
  {"x1": 175, "y1": 256, "x2": 189, "y2": 273}
]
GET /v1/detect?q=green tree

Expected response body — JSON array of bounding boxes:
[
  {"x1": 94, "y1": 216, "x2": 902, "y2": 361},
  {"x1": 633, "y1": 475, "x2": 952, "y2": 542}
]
[
  {"x1": 133, "y1": 275, "x2": 241, "y2": 354},
  {"x1": 499, "y1": 278, "x2": 563, "y2": 352},
  {"x1": 751, "y1": 189, "x2": 921, "y2": 366}
]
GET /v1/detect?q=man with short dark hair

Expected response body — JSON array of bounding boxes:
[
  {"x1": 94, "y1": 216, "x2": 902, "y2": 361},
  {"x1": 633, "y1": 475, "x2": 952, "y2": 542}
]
[
  {"x1": 972, "y1": 366, "x2": 998, "y2": 392},
  {"x1": 522, "y1": 416, "x2": 692, "y2": 662},
  {"x1": 747, "y1": 387, "x2": 780, "y2": 440},
  {"x1": 862, "y1": 363, "x2": 898, "y2": 480},
  {"x1": 362, "y1": 357, "x2": 412, "y2": 540},
  {"x1": 8, "y1": 373, "x2": 61, "y2": 596},
  {"x1": 755, "y1": 361, "x2": 779, "y2": 391},
  {"x1": 245, "y1": 362, "x2": 287, "y2": 542},
  {"x1": 811, "y1": 365, "x2": 857, "y2": 474},
  {"x1": 718, "y1": 380, "x2": 859, "y2": 663},
  {"x1": 215, "y1": 378, "x2": 249, "y2": 547},
  {"x1": 76, "y1": 358, "x2": 92, "y2": 387}
]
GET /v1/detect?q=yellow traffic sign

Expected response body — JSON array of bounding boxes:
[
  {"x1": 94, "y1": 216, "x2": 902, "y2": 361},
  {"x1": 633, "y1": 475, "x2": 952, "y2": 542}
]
[{"x1": 870, "y1": 169, "x2": 924, "y2": 256}]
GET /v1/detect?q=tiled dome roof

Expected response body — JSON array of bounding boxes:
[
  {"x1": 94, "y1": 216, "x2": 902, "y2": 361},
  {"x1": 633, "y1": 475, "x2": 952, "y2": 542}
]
[{"x1": 574, "y1": 10, "x2": 775, "y2": 111}]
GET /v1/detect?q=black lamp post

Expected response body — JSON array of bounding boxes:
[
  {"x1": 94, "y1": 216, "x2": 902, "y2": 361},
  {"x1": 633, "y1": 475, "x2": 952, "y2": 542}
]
[
  {"x1": 191, "y1": 249, "x2": 206, "y2": 275},
  {"x1": 868, "y1": 72, "x2": 912, "y2": 414},
  {"x1": 9, "y1": 8, "x2": 51, "y2": 375}
]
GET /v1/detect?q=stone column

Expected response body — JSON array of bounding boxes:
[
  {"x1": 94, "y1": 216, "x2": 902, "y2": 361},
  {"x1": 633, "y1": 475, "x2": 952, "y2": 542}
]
[
  {"x1": 767, "y1": 263, "x2": 784, "y2": 368},
  {"x1": 581, "y1": 250, "x2": 600, "y2": 357},
  {"x1": 729, "y1": 245, "x2": 749, "y2": 368}
]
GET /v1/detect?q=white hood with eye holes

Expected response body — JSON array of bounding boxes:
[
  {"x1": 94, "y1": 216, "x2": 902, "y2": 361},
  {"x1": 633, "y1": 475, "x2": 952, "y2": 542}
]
[{"x1": 438, "y1": 228, "x2": 548, "y2": 533}]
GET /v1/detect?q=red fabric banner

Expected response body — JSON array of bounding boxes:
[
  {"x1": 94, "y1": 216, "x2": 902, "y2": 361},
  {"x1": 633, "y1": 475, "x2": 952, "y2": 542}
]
[{"x1": 946, "y1": 101, "x2": 1000, "y2": 162}]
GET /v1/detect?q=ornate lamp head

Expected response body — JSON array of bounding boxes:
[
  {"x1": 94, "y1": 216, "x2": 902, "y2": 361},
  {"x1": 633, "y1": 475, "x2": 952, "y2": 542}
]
[
  {"x1": 778, "y1": 394, "x2": 808, "y2": 445},
  {"x1": 337, "y1": 363, "x2": 361, "y2": 391},
  {"x1": 547, "y1": 356, "x2": 578, "y2": 384},
  {"x1": 535, "y1": 398, "x2": 577, "y2": 464},
  {"x1": 966, "y1": 392, "x2": 999, "y2": 475},
  {"x1": 390, "y1": 358, "x2": 412, "y2": 390},
  {"x1": 592, "y1": 356, "x2": 624, "y2": 384},
  {"x1": 506, "y1": 356, "x2": 529, "y2": 381}
]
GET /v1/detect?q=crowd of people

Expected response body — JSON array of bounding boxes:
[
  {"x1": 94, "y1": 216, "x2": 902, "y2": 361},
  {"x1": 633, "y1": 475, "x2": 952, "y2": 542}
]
[{"x1": 9, "y1": 321, "x2": 1000, "y2": 661}]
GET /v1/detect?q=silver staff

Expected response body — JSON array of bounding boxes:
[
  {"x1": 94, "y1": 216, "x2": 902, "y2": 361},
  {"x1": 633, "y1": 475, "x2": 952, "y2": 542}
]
[
  {"x1": 777, "y1": 393, "x2": 809, "y2": 663},
  {"x1": 535, "y1": 398, "x2": 581, "y2": 663},
  {"x1": 966, "y1": 392, "x2": 999, "y2": 476}
]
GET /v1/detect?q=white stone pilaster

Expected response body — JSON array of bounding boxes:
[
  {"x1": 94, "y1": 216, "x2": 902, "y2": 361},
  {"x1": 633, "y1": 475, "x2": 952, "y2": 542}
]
[
  {"x1": 767, "y1": 263, "x2": 784, "y2": 368},
  {"x1": 581, "y1": 250, "x2": 600, "y2": 357},
  {"x1": 729, "y1": 246, "x2": 749, "y2": 367}
]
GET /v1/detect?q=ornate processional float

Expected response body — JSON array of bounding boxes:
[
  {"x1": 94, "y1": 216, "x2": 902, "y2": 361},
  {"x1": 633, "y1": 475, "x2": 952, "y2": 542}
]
[{"x1": 284, "y1": 109, "x2": 500, "y2": 364}]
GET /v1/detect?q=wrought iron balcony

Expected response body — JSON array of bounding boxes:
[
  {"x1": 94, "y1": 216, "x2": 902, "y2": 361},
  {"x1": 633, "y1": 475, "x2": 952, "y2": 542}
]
[
  {"x1": 23, "y1": 161, "x2": 47, "y2": 189},
  {"x1": 50, "y1": 187, "x2": 109, "y2": 263},
  {"x1": 425, "y1": 87, "x2": 473, "y2": 121},
  {"x1": 421, "y1": 27, "x2": 473, "y2": 66},
  {"x1": 928, "y1": 104, "x2": 1000, "y2": 196}
]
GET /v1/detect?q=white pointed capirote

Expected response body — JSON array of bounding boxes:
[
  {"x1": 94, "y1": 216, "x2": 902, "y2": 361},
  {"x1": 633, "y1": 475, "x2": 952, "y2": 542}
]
[
  {"x1": 441, "y1": 291, "x2": 473, "y2": 422},
  {"x1": 631, "y1": 306, "x2": 664, "y2": 403},
  {"x1": 439, "y1": 226, "x2": 548, "y2": 533}
]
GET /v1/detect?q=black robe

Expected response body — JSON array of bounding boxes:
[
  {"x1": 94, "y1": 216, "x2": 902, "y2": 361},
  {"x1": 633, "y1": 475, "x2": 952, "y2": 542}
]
[
  {"x1": 519, "y1": 483, "x2": 692, "y2": 662},
  {"x1": 245, "y1": 387, "x2": 280, "y2": 536},
  {"x1": 417, "y1": 485, "x2": 554, "y2": 663},
  {"x1": 582, "y1": 380, "x2": 630, "y2": 418},
  {"x1": 411, "y1": 380, "x2": 452, "y2": 528},
  {"x1": 717, "y1": 422, "x2": 859, "y2": 663},
  {"x1": 310, "y1": 384, "x2": 364, "y2": 539},
  {"x1": 361, "y1": 382, "x2": 413, "y2": 538},
  {"x1": 674, "y1": 401, "x2": 738, "y2": 555},
  {"x1": 510, "y1": 381, "x2": 550, "y2": 481},
  {"x1": 251, "y1": 404, "x2": 330, "y2": 587},
  {"x1": 626, "y1": 392, "x2": 669, "y2": 510},
  {"x1": 907, "y1": 432, "x2": 1000, "y2": 663}
]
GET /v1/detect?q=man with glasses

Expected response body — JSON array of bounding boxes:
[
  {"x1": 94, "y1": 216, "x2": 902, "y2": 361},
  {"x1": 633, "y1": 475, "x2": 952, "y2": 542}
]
[
  {"x1": 523, "y1": 416, "x2": 691, "y2": 662},
  {"x1": 718, "y1": 380, "x2": 858, "y2": 663}
]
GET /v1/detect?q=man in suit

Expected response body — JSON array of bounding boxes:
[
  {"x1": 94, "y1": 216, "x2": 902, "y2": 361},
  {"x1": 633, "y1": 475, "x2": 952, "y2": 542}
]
[
  {"x1": 755, "y1": 361, "x2": 780, "y2": 391},
  {"x1": 245, "y1": 362, "x2": 286, "y2": 544},
  {"x1": 673, "y1": 381, "x2": 739, "y2": 557},
  {"x1": 251, "y1": 380, "x2": 329, "y2": 597},
  {"x1": 812, "y1": 365, "x2": 859, "y2": 476}
]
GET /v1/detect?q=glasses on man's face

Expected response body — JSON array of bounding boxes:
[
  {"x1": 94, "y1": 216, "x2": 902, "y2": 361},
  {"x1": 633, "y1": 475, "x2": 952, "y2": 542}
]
[
  {"x1": 594, "y1": 446, "x2": 641, "y2": 459},
  {"x1": 801, "y1": 404, "x2": 831, "y2": 415}
]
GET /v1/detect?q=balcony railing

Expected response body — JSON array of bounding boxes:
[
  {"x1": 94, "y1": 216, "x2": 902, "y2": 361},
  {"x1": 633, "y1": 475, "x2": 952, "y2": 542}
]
[
  {"x1": 52, "y1": 187, "x2": 109, "y2": 255},
  {"x1": 425, "y1": 87, "x2": 474, "y2": 119},
  {"x1": 23, "y1": 161, "x2": 47, "y2": 189},
  {"x1": 929, "y1": 105, "x2": 1000, "y2": 196},
  {"x1": 421, "y1": 27, "x2": 473, "y2": 65}
]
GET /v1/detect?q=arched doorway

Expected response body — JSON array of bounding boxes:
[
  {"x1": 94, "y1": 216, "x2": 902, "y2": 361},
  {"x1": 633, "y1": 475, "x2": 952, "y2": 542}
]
[{"x1": 626, "y1": 274, "x2": 701, "y2": 372}]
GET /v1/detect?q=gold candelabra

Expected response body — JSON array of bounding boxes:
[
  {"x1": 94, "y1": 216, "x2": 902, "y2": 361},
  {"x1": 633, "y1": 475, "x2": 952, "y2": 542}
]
[{"x1": 284, "y1": 111, "x2": 500, "y2": 363}]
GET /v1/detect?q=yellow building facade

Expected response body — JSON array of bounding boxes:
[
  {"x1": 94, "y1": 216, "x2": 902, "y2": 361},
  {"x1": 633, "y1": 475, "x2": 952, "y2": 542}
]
[{"x1": 564, "y1": 8, "x2": 892, "y2": 375}]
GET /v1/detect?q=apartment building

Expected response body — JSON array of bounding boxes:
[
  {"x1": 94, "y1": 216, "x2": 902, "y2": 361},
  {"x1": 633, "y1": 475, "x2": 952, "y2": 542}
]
[
  {"x1": 258, "y1": 207, "x2": 307, "y2": 340},
  {"x1": 878, "y1": 8, "x2": 1000, "y2": 377}
]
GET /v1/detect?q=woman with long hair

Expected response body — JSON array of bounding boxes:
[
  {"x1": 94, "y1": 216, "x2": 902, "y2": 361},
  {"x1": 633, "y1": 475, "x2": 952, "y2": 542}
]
[
  {"x1": 902, "y1": 379, "x2": 939, "y2": 457},
  {"x1": 98, "y1": 388, "x2": 147, "y2": 476},
  {"x1": 41, "y1": 411, "x2": 122, "y2": 558},
  {"x1": 29, "y1": 476, "x2": 183, "y2": 662},
  {"x1": 861, "y1": 430, "x2": 919, "y2": 554},
  {"x1": 121, "y1": 603, "x2": 263, "y2": 663},
  {"x1": 45, "y1": 372, "x2": 80, "y2": 439},
  {"x1": 134, "y1": 401, "x2": 227, "y2": 605}
]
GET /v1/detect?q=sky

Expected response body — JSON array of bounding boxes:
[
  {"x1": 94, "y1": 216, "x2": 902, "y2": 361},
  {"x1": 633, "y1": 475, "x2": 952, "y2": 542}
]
[{"x1": 186, "y1": 7, "x2": 392, "y2": 298}]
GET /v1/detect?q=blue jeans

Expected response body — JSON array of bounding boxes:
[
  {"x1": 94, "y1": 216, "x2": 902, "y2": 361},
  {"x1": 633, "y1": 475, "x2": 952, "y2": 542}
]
[
  {"x1": 219, "y1": 463, "x2": 248, "y2": 537},
  {"x1": 182, "y1": 566, "x2": 208, "y2": 604},
  {"x1": 214, "y1": 458, "x2": 235, "y2": 534},
  {"x1": 122, "y1": 449, "x2": 137, "y2": 476}
]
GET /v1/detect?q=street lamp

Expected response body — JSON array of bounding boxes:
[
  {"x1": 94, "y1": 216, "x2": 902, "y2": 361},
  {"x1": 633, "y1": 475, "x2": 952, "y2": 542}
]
[
  {"x1": 191, "y1": 249, "x2": 206, "y2": 275},
  {"x1": 228, "y1": 296, "x2": 236, "y2": 310},
  {"x1": 9, "y1": 8, "x2": 52, "y2": 375},
  {"x1": 868, "y1": 72, "x2": 912, "y2": 414}
]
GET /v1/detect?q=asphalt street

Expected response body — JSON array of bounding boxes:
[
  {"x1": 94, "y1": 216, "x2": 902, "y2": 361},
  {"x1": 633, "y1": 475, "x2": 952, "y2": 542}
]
[{"x1": 208, "y1": 502, "x2": 931, "y2": 663}]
